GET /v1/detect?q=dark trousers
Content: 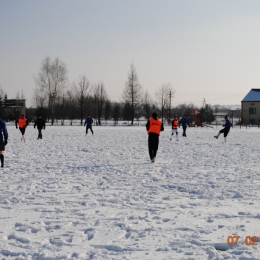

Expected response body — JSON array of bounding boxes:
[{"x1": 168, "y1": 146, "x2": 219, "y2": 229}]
[
  {"x1": 220, "y1": 128, "x2": 229, "y2": 137},
  {"x1": 38, "y1": 129, "x2": 42, "y2": 139},
  {"x1": 86, "y1": 126, "x2": 93, "y2": 134},
  {"x1": 182, "y1": 126, "x2": 187, "y2": 136},
  {"x1": 0, "y1": 154, "x2": 3, "y2": 167},
  {"x1": 148, "y1": 133, "x2": 159, "y2": 160},
  {"x1": 19, "y1": 128, "x2": 26, "y2": 135}
]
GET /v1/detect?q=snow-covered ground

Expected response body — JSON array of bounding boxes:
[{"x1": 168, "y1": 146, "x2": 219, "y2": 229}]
[{"x1": 0, "y1": 124, "x2": 260, "y2": 260}]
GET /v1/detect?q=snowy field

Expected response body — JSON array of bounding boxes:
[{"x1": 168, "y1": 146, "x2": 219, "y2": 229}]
[{"x1": 0, "y1": 124, "x2": 260, "y2": 260}]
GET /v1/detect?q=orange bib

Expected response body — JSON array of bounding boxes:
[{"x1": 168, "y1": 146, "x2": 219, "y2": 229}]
[
  {"x1": 19, "y1": 118, "x2": 27, "y2": 128},
  {"x1": 147, "y1": 118, "x2": 162, "y2": 135}
]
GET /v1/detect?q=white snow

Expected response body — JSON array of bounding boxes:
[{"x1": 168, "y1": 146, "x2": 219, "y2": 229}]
[{"x1": 0, "y1": 124, "x2": 260, "y2": 259}]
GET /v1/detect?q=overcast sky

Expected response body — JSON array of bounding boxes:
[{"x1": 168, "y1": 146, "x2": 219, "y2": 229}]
[{"x1": 1, "y1": 0, "x2": 260, "y2": 107}]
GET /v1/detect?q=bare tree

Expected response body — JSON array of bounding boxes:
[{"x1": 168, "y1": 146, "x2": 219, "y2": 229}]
[
  {"x1": 155, "y1": 83, "x2": 174, "y2": 123},
  {"x1": 142, "y1": 90, "x2": 153, "y2": 120},
  {"x1": 73, "y1": 75, "x2": 91, "y2": 125},
  {"x1": 93, "y1": 83, "x2": 108, "y2": 125},
  {"x1": 122, "y1": 102, "x2": 131, "y2": 122},
  {"x1": 122, "y1": 63, "x2": 142, "y2": 125},
  {"x1": 113, "y1": 103, "x2": 121, "y2": 125},
  {"x1": 104, "y1": 100, "x2": 112, "y2": 123},
  {"x1": 34, "y1": 56, "x2": 67, "y2": 124},
  {"x1": 66, "y1": 89, "x2": 77, "y2": 125},
  {"x1": 32, "y1": 88, "x2": 48, "y2": 119},
  {"x1": 32, "y1": 88, "x2": 46, "y2": 108}
]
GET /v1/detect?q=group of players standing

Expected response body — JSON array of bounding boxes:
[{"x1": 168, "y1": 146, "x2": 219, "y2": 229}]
[{"x1": 146, "y1": 113, "x2": 232, "y2": 163}]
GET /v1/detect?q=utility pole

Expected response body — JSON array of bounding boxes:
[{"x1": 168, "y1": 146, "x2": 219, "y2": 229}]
[
  {"x1": 168, "y1": 91, "x2": 172, "y2": 124},
  {"x1": 231, "y1": 110, "x2": 234, "y2": 128}
]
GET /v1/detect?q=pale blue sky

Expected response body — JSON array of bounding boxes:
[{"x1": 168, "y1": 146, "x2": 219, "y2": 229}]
[{"x1": 1, "y1": 0, "x2": 260, "y2": 107}]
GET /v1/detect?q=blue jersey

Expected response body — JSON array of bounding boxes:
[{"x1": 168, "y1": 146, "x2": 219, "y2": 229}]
[
  {"x1": 224, "y1": 119, "x2": 232, "y2": 132},
  {"x1": 179, "y1": 118, "x2": 190, "y2": 127},
  {"x1": 0, "y1": 118, "x2": 8, "y2": 142},
  {"x1": 84, "y1": 117, "x2": 93, "y2": 128}
]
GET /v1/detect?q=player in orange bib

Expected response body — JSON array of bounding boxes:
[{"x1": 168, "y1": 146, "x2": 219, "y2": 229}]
[
  {"x1": 146, "y1": 112, "x2": 164, "y2": 163},
  {"x1": 170, "y1": 116, "x2": 179, "y2": 141},
  {"x1": 16, "y1": 114, "x2": 28, "y2": 142}
]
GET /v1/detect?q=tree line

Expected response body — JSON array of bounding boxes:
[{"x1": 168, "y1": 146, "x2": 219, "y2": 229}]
[
  {"x1": 32, "y1": 57, "x2": 178, "y2": 125},
  {"x1": 2, "y1": 56, "x2": 220, "y2": 125}
]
